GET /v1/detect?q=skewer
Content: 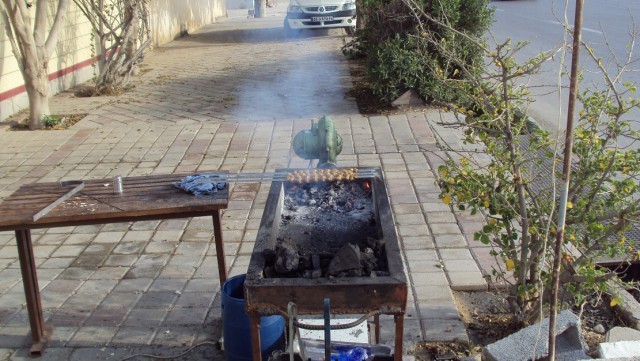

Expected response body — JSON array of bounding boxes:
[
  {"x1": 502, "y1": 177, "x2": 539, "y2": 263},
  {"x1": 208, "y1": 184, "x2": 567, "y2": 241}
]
[{"x1": 218, "y1": 168, "x2": 381, "y2": 184}]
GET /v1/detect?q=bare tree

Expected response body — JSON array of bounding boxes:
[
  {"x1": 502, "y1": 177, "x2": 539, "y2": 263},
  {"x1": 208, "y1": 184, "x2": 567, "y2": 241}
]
[
  {"x1": 1, "y1": 0, "x2": 70, "y2": 129},
  {"x1": 73, "y1": 0, "x2": 151, "y2": 95}
]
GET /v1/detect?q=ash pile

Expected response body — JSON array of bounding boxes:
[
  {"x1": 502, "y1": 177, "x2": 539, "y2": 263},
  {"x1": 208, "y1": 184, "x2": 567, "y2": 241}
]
[{"x1": 262, "y1": 179, "x2": 389, "y2": 278}]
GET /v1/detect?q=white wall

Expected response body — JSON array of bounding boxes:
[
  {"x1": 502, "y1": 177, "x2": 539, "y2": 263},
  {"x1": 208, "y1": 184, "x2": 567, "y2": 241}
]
[{"x1": 0, "y1": 0, "x2": 226, "y2": 122}]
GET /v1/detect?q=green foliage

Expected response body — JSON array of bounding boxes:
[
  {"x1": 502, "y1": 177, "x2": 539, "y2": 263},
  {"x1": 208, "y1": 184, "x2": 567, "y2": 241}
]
[
  {"x1": 436, "y1": 38, "x2": 640, "y2": 322},
  {"x1": 346, "y1": 0, "x2": 493, "y2": 103},
  {"x1": 43, "y1": 115, "x2": 62, "y2": 128}
]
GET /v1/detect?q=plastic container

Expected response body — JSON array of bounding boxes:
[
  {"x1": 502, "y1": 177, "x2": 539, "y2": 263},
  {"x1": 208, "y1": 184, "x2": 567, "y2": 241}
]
[{"x1": 222, "y1": 274, "x2": 285, "y2": 361}]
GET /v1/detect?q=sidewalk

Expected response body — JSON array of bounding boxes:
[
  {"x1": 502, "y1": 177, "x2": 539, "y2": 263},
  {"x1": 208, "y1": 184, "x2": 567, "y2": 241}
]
[{"x1": 0, "y1": 9, "x2": 497, "y2": 360}]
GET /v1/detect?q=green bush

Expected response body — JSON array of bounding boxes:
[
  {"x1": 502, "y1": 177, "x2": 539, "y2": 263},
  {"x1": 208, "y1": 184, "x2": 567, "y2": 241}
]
[{"x1": 348, "y1": 0, "x2": 493, "y2": 103}]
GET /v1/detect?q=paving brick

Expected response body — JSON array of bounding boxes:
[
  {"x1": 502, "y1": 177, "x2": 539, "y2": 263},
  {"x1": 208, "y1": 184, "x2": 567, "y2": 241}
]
[
  {"x1": 412, "y1": 285, "x2": 454, "y2": 301},
  {"x1": 398, "y1": 224, "x2": 431, "y2": 238},
  {"x1": 123, "y1": 308, "x2": 167, "y2": 327},
  {"x1": 0, "y1": 10, "x2": 502, "y2": 353},
  {"x1": 100, "y1": 292, "x2": 141, "y2": 309},
  {"x1": 401, "y1": 236, "x2": 435, "y2": 250},
  {"x1": 8, "y1": 347, "x2": 73, "y2": 360},
  {"x1": 67, "y1": 326, "x2": 117, "y2": 347},
  {"x1": 163, "y1": 307, "x2": 208, "y2": 326},
  {"x1": 112, "y1": 242, "x2": 146, "y2": 255},
  {"x1": 439, "y1": 248, "x2": 474, "y2": 260},
  {"x1": 411, "y1": 270, "x2": 449, "y2": 287},
  {"x1": 68, "y1": 347, "x2": 131, "y2": 361},
  {"x1": 408, "y1": 260, "x2": 444, "y2": 273},
  {"x1": 443, "y1": 259, "x2": 482, "y2": 273},
  {"x1": 434, "y1": 234, "x2": 468, "y2": 248},
  {"x1": 415, "y1": 298, "x2": 461, "y2": 320},
  {"x1": 430, "y1": 223, "x2": 462, "y2": 235},
  {"x1": 404, "y1": 249, "x2": 439, "y2": 261},
  {"x1": 84, "y1": 307, "x2": 128, "y2": 327},
  {"x1": 422, "y1": 318, "x2": 469, "y2": 343},
  {"x1": 421, "y1": 202, "x2": 452, "y2": 213},
  {"x1": 425, "y1": 212, "x2": 457, "y2": 223},
  {"x1": 150, "y1": 326, "x2": 198, "y2": 347},
  {"x1": 447, "y1": 271, "x2": 488, "y2": 291},
  {"x1": 135, "y1": 291, "x2": 177, "y2": 309}
]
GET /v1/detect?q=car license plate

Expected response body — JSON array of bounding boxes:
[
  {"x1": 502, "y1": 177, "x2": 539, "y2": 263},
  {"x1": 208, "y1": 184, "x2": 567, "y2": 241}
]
[{"x1": 312, "y1": 16, "x2": 334, "y2": 22}]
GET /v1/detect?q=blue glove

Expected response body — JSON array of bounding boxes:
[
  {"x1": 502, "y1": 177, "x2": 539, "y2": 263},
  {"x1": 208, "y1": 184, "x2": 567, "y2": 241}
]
[{"x1": 174, "y1": 174, "x2": 226, "y2": 196}]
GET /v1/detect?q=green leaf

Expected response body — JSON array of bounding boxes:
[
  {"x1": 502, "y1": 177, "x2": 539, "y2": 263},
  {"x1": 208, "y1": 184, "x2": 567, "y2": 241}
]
[{"x1": 480, "y1": 234, "x2": 490, "y2": 244}]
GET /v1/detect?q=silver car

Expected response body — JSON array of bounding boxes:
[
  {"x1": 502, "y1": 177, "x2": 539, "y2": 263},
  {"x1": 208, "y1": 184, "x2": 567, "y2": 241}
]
[{"x1": 284, "y1": 0, "x2": 357, "y2": 35}]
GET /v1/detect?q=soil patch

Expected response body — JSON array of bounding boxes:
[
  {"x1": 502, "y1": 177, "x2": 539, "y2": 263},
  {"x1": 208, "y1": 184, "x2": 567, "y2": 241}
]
[
  {"x1": 9, "y1": 113, "x2": 87, "y2": 130},
  {"x1": 449, "y1": 290, "x2": 628, "y2": 359},
  {"x1": 345, "y1": 57, "x2": 434, "y2": 116},
  {"x1": 345, "y1": 58, "x2": 394, "y2": 115}
]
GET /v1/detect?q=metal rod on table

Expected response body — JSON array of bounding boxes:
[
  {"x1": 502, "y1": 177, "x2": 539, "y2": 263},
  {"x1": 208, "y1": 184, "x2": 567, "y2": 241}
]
[{"x1": 32, "y1": 181, "x2": 85, "y2": 222}]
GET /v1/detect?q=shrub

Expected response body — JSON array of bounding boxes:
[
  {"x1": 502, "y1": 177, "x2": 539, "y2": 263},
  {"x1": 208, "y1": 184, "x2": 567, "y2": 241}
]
[{"x1": 347, "y1": 0, "x2": 493, "y2": 103}]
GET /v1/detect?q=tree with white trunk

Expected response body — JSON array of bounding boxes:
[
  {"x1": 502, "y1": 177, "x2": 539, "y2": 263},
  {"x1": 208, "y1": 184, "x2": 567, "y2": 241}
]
[
  {"x1": 73, "y1": 0, "x2": 152, "y2": 95},
  {"x1": 1, "y1": 0, "x2": 70, "y2": 129}
]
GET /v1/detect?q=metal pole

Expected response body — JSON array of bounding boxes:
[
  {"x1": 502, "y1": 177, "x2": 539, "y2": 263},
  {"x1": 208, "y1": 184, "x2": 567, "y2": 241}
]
[
  {"x1": 324, "y1": 298, "x2": 331, "y2": 361},
  {"x1": 548, "y1": 0, "x2": 584, "y2": 359}
]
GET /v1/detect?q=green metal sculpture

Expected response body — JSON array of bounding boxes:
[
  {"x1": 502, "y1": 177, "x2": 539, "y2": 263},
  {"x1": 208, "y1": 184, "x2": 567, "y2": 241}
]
[{"x1": 292, "y1": 116, "x2": 343, "y2": 168}]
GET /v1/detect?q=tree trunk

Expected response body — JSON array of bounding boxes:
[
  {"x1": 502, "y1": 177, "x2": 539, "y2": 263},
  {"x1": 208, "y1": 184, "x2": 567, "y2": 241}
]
[
  {"x1": 23, "y1": 61, "x2": 50, "y2": 129},
  {"x1": 1, "y1": 0, "x2": 69, "y2": 129}
]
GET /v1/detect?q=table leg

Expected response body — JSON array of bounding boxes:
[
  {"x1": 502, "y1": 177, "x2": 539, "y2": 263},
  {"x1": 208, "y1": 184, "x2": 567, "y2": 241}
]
[
  {"x1": 212, "y1": 210, "x2": 227, "y2": 284},
  {"x1": 250, "y1": 314, "x2": 262, "y2": 361},
  {"x1": 15, "y1": 229, "x2": 48, "y2": 356},
  {"x1": 394, "y1": 314, "x2": 404, "y2": 361}
]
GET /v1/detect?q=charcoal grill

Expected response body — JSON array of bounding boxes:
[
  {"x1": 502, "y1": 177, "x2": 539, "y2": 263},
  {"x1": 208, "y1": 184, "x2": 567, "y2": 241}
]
[{"x1": 245, "y1": 167, "x2": 407, "y2": 361}]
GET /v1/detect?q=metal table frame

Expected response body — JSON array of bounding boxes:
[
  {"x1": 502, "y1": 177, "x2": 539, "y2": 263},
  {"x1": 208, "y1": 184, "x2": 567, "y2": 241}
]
[{"x1": 0, "y1": 173, "x2": 229, "y2": 356}]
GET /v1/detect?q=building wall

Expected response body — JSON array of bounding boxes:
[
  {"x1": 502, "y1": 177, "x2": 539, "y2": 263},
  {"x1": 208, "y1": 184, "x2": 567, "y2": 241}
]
[{"x1": 0, "y1": 0, "x2": 226, "y2": 122}]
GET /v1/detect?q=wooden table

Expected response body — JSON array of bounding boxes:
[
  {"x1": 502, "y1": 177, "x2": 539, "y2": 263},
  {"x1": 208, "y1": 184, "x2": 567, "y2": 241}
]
[{"x1": 0, "y1": 173, "x2": 229, "y2": 356}]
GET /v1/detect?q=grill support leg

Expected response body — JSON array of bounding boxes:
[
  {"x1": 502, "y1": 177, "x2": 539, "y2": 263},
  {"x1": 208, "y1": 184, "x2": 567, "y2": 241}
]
[
  {"x1": 394, "y1": 314, "x2": 404, "y2": 361},
  {"x1": 250, "y1": 314, "x2": 262, "y2": 361}
]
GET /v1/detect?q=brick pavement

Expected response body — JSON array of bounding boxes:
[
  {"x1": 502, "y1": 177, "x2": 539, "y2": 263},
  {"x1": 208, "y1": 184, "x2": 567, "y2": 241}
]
[{"x1": 0, "y1": 7, "x2": 500, "y2": 361}]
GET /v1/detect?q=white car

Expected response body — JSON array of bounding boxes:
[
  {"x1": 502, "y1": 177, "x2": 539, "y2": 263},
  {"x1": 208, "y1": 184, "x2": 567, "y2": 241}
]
[{"x1": 284, "y1": 0, "x2": 357, "y2": 35}]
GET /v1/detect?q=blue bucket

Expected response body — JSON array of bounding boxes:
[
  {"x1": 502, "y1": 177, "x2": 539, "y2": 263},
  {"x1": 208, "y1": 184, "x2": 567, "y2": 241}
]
[{"x1": 222, "y1": 274, "x2": 285, "y2": 361}]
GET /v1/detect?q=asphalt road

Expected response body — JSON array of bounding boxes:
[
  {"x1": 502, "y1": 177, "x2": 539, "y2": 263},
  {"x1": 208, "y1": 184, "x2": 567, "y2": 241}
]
[{"x1": 490, "y1": 0, "x2": 640, "y2": 136}]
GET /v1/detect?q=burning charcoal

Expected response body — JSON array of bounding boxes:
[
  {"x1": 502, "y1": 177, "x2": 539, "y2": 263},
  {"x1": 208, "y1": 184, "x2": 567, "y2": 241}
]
[
  {"x1": 347, "y1": 269, "x2": 362, "y2": 277},
  {"x1": 312, "y1": 254, "x2": 321, "y2": 270},
  {"x1": 274, "y1": 238, "x2": 300, "y2": 274},
  {"x1": 361, "y1": 247, "x2": 377, "y2": 274},
  {"x1": 301, "y1": 255, "x2": 311, "y2": 269},
  {"x1": 354, "y1": 199, "x2": 367, "y2": 210},
  {"x1": 264, "y1": 266, "x2": 275, "y2": 278},
  {"x1": 328, "y1": 243, "x2": 362, "y2": 276},
  {"x1": 262, "y1": 249, "x2": 276, "y2": 264}
]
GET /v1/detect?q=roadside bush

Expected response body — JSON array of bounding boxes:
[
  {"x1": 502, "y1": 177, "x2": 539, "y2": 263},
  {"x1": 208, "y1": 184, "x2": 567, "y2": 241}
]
[{"x1": 346, "y1": 0, "x2": 493, "y2": 103}]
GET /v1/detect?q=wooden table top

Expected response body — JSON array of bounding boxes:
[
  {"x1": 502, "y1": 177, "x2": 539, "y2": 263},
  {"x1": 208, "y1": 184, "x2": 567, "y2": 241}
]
[{"x1": 0, "y1": 172, "x2": 229, "y2": 231}]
